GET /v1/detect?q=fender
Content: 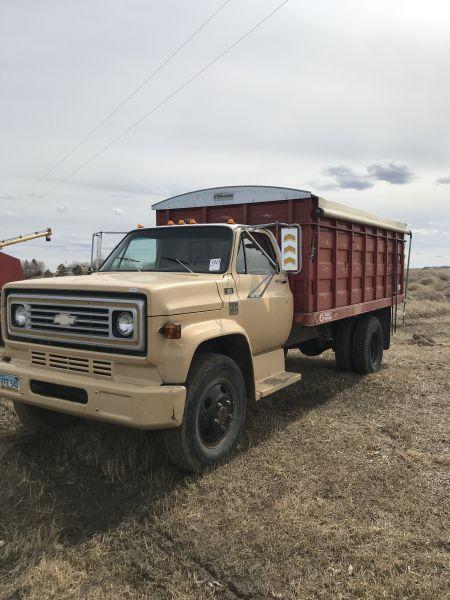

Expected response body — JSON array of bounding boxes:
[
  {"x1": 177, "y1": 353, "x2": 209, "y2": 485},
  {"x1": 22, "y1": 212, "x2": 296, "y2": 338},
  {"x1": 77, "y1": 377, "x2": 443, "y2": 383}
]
[{"x1": 150, "y1": 317, "x2": 252, "y2": 384}]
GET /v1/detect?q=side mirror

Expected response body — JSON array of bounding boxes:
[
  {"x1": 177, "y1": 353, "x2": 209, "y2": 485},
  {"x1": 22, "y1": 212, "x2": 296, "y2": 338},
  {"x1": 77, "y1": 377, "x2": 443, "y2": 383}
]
[{"x1": 280, "y1": 226, "x2": 302, "y2": 273}]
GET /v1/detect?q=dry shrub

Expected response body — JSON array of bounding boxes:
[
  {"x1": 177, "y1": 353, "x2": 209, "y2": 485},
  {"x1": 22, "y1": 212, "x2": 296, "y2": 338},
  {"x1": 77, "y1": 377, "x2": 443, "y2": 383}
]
[
  {"x1": 418, "y1": 275, "x2": 440, "y2": 286},
  {"x1": 406, "y1": 268, "x2": 450, "y2": 308},
  {"x1": 405, "y1": 299, "x2": 450, "y2": 320}
]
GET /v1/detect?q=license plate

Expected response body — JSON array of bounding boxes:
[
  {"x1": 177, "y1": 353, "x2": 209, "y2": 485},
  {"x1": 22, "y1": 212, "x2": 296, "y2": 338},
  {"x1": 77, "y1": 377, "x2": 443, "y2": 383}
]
[{"x1": 0, "y1": 373, "x2": 21, "y2": 392}]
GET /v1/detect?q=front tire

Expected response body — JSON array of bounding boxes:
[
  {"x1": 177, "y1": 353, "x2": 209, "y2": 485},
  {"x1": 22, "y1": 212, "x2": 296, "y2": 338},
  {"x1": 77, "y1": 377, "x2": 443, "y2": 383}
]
[
  {"x1": 163, "y1": 353, "x2": 246, "y2": 472},
  {"x1": 13, "y1": 402, "x2": 77, "y2": 433}
]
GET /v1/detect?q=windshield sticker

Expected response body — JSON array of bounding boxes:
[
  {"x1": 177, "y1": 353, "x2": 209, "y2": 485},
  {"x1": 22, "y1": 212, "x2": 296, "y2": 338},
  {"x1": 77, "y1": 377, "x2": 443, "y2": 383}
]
[{"x1": 209, "y1": 258, "x2": 221, "y2": 272}]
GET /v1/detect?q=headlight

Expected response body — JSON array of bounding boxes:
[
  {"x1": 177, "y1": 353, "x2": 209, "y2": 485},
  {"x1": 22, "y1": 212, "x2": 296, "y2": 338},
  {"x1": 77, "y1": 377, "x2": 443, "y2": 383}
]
[
  {"x1": 12, "y1": 304, "x2": 27, "y2": 327},
  {"x1": 113, "y1": 311, "x2": 134, "y2": 337}
]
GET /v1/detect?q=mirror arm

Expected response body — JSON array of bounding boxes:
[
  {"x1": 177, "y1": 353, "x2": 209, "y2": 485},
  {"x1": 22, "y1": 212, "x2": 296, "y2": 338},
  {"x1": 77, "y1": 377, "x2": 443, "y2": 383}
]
[{"x1": 248, "y1": 271, "x2": 277, "y2": 299}]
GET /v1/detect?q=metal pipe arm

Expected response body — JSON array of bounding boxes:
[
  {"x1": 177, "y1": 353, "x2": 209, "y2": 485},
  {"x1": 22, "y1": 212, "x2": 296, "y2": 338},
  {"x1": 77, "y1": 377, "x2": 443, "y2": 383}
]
[{"x1": 0, "y1": 228, "x2": 52, "y2": 250}]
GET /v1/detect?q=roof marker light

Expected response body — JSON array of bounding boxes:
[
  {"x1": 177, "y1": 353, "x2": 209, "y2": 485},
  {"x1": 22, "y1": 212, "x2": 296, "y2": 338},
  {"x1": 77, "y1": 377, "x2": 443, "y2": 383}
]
[
  {"x1": 227, "y1": 218, "x2": 235, "y2": 224},
  {"x1": 189, "y1": 218, "x2": 197, "y2": 224},
  {"x1": 167, "y1": 220, "x2": 174, "y2": 225},
  {"x1": 178, "y1": 219, "x2": 186, "y2": 225}
]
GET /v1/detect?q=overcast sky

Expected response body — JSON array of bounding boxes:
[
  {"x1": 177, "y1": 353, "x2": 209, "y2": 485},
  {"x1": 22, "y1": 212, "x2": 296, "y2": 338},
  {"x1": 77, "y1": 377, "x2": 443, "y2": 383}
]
[{"x1": 1, "y1": 0, "x2": 449, "y2": 268}]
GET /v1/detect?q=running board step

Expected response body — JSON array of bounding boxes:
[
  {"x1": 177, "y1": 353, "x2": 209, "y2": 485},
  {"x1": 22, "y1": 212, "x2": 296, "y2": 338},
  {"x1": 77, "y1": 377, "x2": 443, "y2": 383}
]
[{"x1": 255, "y1": 371, "x2": 301, "y2": 400}]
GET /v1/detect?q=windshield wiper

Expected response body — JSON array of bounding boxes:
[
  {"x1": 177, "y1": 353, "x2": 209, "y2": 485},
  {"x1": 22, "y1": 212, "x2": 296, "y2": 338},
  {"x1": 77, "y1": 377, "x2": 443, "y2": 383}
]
[
  {"x1": 119, "y1": 257, "x2": 141, "y2": 271},
  {"x1": 162, "y1": 256, "x2": 194, "y2": 273}
]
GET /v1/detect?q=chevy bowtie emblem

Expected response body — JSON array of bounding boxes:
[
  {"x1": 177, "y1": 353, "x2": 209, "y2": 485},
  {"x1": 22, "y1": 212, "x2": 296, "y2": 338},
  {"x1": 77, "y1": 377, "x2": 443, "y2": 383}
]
[{"x1": 53, "y1": 313, "x2": 77, "y2": 326}]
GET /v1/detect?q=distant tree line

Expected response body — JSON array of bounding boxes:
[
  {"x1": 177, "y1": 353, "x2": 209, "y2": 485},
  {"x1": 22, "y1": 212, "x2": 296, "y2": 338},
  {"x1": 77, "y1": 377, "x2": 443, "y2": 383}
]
[{"x1": 21, "y1": 259, "x2": 92, "y2": 279}]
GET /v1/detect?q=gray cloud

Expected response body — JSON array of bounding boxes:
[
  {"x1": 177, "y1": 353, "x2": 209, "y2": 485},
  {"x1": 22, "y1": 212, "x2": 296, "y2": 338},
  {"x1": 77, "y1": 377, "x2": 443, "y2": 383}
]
[
  {"x1": 2, "y1": 210, "x2": 21, "y2": 218},
  {"x1": 367, "y1": 162, "x2": 415, "y2": 184},
  {"x1": 436, "y1": 176, "x2": 450, "y2": 185},
  {"x1": 316, "y1": 161, "x2": 416, "y2": 191},
  {"x1": 318, "y1": 166, "x2": 374, "y2": 191},
  {"x1": 56, "y1": 201, "x2": 70, "y2": 213}
]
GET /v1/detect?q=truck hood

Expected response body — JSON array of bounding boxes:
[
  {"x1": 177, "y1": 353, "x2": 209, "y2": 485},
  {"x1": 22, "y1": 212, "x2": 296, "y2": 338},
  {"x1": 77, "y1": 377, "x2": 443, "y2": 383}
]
[{"x1": 4, "y1": 271, "x2": 224, "y2": 316}]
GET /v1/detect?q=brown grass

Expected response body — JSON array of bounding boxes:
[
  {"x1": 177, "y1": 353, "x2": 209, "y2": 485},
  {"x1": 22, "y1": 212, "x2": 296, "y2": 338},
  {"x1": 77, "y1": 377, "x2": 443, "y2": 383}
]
[
  {"x1": 406, "y1": 267, "x2": 450, "y2": 320},
  {"x1": 0, "y1": 269, "x2": 449, "y2": 599}
]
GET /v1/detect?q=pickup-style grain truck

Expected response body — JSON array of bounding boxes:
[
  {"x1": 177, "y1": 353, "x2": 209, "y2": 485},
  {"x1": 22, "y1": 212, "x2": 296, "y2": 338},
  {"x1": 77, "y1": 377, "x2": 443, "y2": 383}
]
[{"x1": 0, "y1": 187, "x2": 410, "y2": 471}]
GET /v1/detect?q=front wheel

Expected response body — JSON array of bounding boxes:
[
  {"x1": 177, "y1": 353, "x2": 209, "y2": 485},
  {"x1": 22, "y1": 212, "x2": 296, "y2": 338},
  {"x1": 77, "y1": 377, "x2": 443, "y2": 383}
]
[{"x1": 163, "y1": 353, "x2": 246, "y2": 472}]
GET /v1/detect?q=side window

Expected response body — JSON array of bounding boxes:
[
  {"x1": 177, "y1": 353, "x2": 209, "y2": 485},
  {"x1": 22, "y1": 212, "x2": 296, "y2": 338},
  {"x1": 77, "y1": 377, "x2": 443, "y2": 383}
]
[
  {"x1": 236, "y1": 232, "x2": 278, "y2": 275},
  {"x1": 236, "y1": 238, "x2": 246, "y2": 274}
]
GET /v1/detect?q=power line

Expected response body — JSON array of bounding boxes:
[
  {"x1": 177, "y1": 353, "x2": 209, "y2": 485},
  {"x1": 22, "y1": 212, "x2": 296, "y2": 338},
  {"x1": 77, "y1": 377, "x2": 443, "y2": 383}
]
[
  {"x1": 22, "y1": 0, "x2": 234, "y2": 199},
  {"x1": 23, "y1": 0, "x2": 290, "y2": 211}
]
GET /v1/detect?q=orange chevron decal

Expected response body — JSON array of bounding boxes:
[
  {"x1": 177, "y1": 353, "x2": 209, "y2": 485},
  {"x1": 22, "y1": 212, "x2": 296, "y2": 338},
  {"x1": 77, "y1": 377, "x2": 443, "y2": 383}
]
[
  {"x1": 283, "y1": 256, "x2": 296, "y2": 265},
  {"x1": 283, "y1": 233, "x2": 296, "y2": 242},
  {"x1": 284, "y1": 244, "x2": 296, "y2": 254}
]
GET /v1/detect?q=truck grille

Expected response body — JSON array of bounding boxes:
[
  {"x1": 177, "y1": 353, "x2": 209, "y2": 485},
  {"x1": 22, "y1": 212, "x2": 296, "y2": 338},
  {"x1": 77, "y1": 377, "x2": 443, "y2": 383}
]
[
  {"x1": 28, "y1": 303, "x2": 110, "y2": 337},
  {"x1": 31, "y1": 351, "x2": 112, "y2": 377},
  {"x1": 6, "y1": 292, "x2": 146, "y2": 354}
]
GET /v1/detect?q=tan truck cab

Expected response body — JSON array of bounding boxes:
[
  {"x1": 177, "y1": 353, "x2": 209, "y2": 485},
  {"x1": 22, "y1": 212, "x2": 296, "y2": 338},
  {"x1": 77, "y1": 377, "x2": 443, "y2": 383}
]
[{"x1": 0, "y1": 223, "x2": 300, "y2": 471}]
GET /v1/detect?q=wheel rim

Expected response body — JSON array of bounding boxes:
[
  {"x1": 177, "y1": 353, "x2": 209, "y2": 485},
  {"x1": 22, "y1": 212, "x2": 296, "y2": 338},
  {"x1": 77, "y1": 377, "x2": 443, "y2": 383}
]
[
  {"x1": 197, "y1": 382, "x2": 235, "y2": 447},
  {"x1": 370, "y1": 331, "x2": 381, "y2": 366}
]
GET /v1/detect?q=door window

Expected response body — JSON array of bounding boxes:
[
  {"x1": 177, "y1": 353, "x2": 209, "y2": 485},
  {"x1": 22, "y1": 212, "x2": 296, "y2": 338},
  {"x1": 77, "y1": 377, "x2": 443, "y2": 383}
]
[{"x1": 236, "y1": 232, "x2": 278, "y2": 275}]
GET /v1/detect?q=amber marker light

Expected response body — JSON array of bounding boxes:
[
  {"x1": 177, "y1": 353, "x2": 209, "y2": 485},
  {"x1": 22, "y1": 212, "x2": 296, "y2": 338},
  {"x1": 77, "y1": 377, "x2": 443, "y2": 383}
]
[
  {"x1": 227, "y1": 218, "x2": 235, "y2": 224},
  {"x1": 159, "y1": 322, "x2": 182, "y2": 339},
  {"x1": 137, "y1": 224, "x2": 144, "y2": 229},
  {"x1": 178, "y1": 219, "x2": 186, "y2": 225},
  {"x1": 189, "y1": 218, "x2": 197, "y2": 224},
  {"x1": 167, "y1": 220, "x2": 174, "y2": 225}
]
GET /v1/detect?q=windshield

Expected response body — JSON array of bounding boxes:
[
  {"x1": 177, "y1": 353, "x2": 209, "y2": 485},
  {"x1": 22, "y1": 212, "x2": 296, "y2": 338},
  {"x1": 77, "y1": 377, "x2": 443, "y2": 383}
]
[{"x1": 100, "y1": 226, "x2": 233, "y2": 274}]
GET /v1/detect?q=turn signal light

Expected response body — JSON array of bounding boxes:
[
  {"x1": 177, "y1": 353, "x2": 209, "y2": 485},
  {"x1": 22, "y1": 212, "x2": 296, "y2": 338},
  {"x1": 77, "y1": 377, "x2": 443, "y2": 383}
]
[{"x1": 159, "y1": 322, "x2": 182, "y2": 339}]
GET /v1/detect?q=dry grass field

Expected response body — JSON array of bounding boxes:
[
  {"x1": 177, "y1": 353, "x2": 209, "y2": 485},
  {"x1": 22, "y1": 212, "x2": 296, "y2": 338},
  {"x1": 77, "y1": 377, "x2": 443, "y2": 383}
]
[{"x1": 0, "y1": 268, "x2": 449, "y2": 599}]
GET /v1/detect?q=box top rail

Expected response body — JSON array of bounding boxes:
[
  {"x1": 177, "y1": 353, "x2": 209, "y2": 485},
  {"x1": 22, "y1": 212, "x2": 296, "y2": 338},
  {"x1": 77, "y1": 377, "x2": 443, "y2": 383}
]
[{"x1": 152, "y1": 185, "x2": 409, "y2": 234}]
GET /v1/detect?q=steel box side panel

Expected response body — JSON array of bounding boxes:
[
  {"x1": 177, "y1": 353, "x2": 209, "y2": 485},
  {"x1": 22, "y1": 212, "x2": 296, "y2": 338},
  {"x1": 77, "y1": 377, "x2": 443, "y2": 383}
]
[{"x1": 155, "y1": 196, "x2": 405, "y2": 323}]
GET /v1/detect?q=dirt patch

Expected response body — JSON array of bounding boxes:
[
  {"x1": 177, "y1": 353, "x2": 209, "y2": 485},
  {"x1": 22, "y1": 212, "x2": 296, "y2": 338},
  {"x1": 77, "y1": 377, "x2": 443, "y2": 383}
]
[{"x1": 408, "y1": 333, "x2": 437, "y2": 346}]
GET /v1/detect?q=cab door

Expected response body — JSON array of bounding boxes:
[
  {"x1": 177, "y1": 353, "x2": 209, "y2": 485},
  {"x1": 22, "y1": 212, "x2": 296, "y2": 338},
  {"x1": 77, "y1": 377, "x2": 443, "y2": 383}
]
[{"x1": 233, "y1": 230, "x2": 293, "y2": 354}]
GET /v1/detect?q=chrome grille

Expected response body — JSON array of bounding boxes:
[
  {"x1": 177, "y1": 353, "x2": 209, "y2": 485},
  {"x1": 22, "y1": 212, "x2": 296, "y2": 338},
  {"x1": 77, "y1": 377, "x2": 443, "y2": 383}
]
[
  {"x1": 6, "y1": 292, "x2": 145, "y2": 353},
  {"x1": 31, "y1": 350, "x2": 112, "y2": 377},
  {"x1": 28, "y1": 304, "x2": 110, "y2": 337}
]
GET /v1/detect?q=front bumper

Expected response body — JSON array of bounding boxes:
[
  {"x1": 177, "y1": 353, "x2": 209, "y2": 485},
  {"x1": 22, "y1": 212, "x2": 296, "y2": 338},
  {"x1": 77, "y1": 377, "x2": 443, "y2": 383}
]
[{"x1": 0, "y1": 359, "x2": 186, "y2": 430}]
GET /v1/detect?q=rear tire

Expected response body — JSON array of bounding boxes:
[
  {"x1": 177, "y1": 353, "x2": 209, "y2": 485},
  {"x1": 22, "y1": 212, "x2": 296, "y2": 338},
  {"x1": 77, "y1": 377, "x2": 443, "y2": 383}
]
[
  {"x1": 352, "y1": 316, "x2": 384, "y2": 374},
  {"x1": 13, "y1": 402, "x2": 77, "y2": 433},
  {"x1": 334, "y1": 319, "x2": 356, "y2": 372},
  {"x1": 163, "y1": 353, "x2": 246, "y2": 473}
]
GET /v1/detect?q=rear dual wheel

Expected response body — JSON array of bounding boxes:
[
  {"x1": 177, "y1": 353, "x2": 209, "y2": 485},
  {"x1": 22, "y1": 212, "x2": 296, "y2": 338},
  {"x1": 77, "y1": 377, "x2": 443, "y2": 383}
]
[
  {"x1": 353, "y1": 316, "x2": 384, "y2": 374},
  {"x1": 163, "y1": 353, "x2": 246, "y2": 473},
  {"x1": 334, "y1": 319, "x2": 356, "y2": 372},
  {"x1": 334, "y1": 316, "x2": 383, "y2": 374}
]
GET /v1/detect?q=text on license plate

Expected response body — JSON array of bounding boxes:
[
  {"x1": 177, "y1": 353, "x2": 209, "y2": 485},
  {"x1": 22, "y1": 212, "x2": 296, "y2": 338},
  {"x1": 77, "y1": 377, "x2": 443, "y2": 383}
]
[{"x1": 0, "y1": 374, "x2": 21, "y2": 392}]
